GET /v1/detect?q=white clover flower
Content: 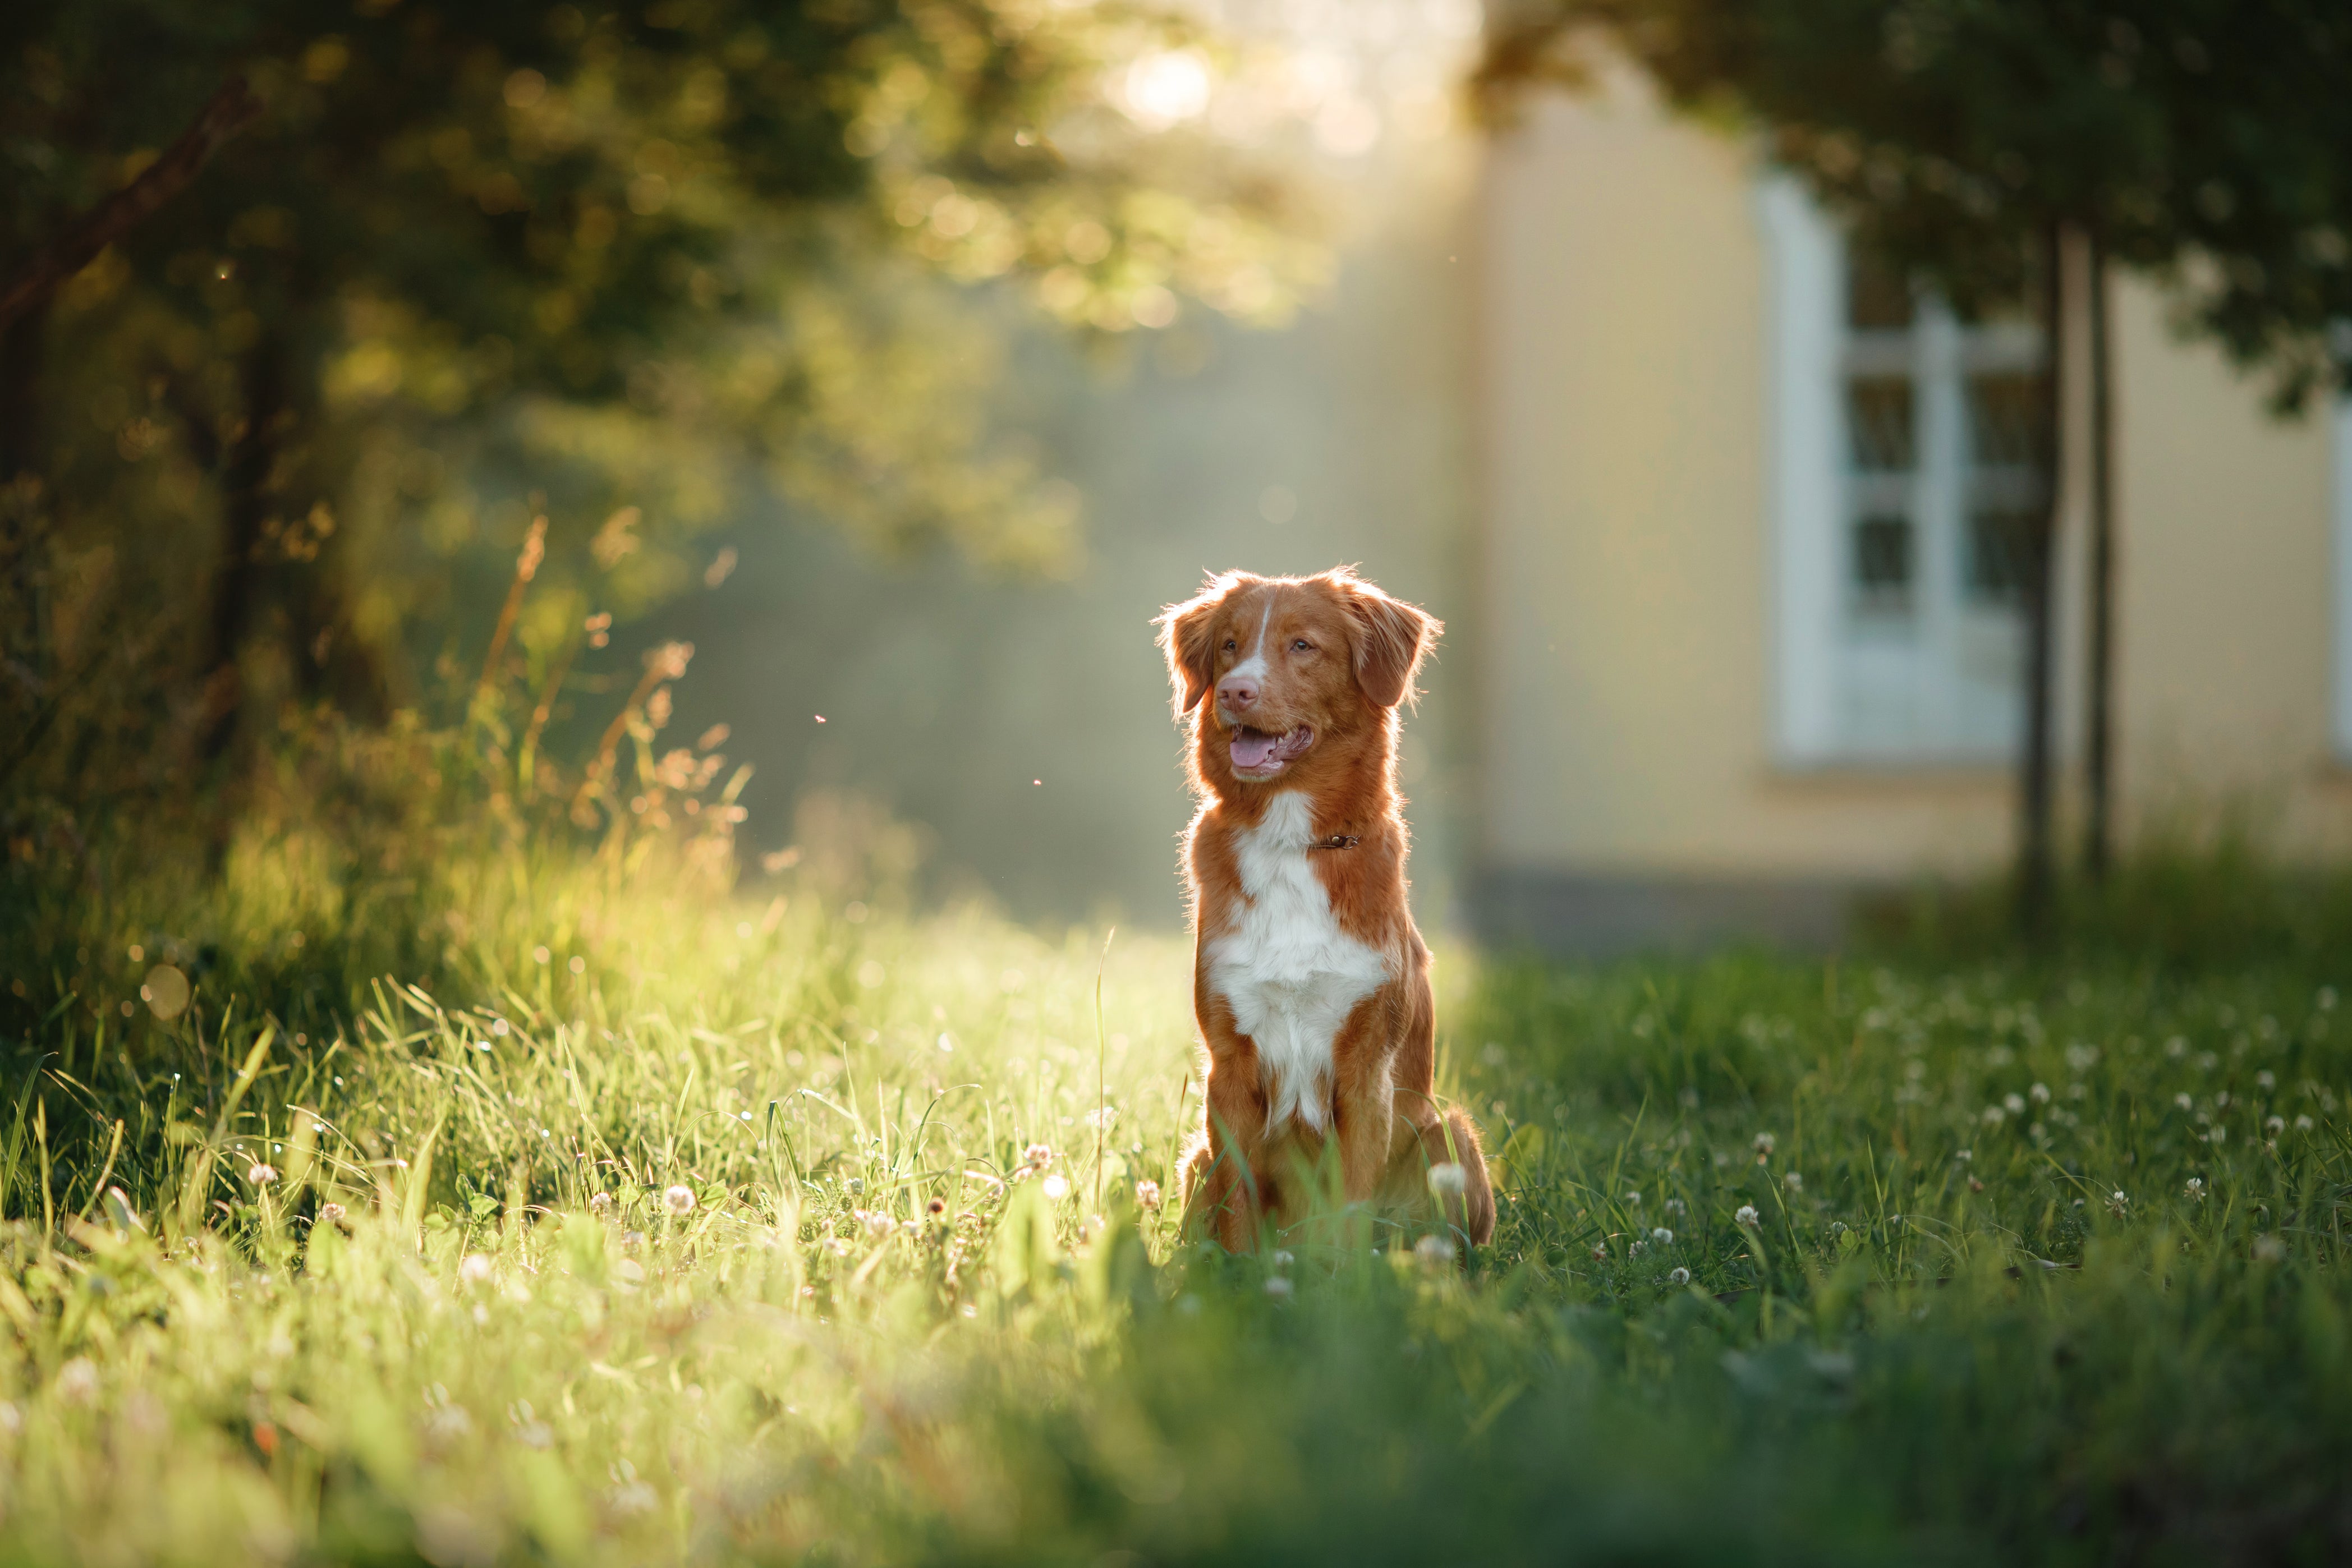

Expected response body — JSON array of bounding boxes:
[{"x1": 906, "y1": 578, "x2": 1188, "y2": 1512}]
[
  {"x1": 1273, "y1": 1250, "x2": 1294, "y2": 1270},
  {"x1": 1134, "y1": 1179, "x2": 1163, "y2": 1211},
  {"x1": 588, "y1": 1192, "x2": 613, "y2": 1217},
  {"x1": 1263, "y1": 1276, "x2": 1293, "y2": 1299},
  {"x1": 1427, "y1": 1162, "x2": 1468, "y2": 1198},
  {"x1": 1589, "y1": 1242, "x2": 1608, "y2": 1261},
  {"x1": 1623, "y1": 1189, "x2": 1642, "y2": 1208},
  {"x1": 1664, "y1": 1197, "x2": 1687, "y2": 1216},
  {"x1": 663, "y1": 1185, "x2": 696, "y2": 1217},
  {"x1": 2107, "y1": 1190, "x2": 2128, "y2": 1216},
  {"x1": 2256, "y1": 1070, "x2": 2277, "y2": 1090},
  {"x1": 2296, "y1": 1114, "x2": 2315, "y2": 1131},
  {"x1": 1041, "y1": 1173, "x2": 1072, "y2": 1201},
  {"x1": 1982, "y1": 1106, "x2": 2006, "y2": 1126},
  {"x1": 2267, "y1": 1115, "x2": 2286, "y2": 1134},
  {"x1": 1735, "y1": 1204, "x2": 1760, "y2": 1226},
  {"x1": 1417, "y1": 1234, "x2": 1459, "y2": 1268},
  {"x1": 424, "y1": 1405, "x2": 473, "y2": 1447},
  {"x1": 247, "y1": 1162, "x2": 279, "y2": 1187},
  {"x1": 2253, "y1": 1235, "x2": 2286, "y2": 1263},
  {"x1": 2175, "y1": 1093, "x2": 2194, "y2": 1111},
  {"x1": 318, "y1": 1201, "x2": 348, "y2": 1229},
  {"x1": 54, "y1": 1358, "x2": 99, "y2": 1405},
  {"x1": 2029, "y1": 1083, "x2": 2050, "y2": 1104},
  {"x1": 459, "y1": 1253, "x2": 494, "y2": 1286},
  {"x1": 1783, "y1": 1172, "x2": 1803, "y2": 1192},
  {"x1": 2183, "y1": 1177, "x2": 2206, "y2": 1199},
  {"x1": 1628, "y1": 1239, "x2": 1647, "y2": 1256},
  {"x1": 2004, "y1": 1092, "x2": 2026, "y2": 1115},
  {"x1": 1753, "y1": 1132, "x2": 1776, "y2": 1155},
  {"x1": 1667, "y1": 1266, "x2": 1692, "y2": 1285},
  {"x1": 1651, "y1": 1227, "x2": 1673, "y2": 1245},
  {"x1": 1955, "y1": 1148, "x2": 1973, "y2": 1163},
  {"x1": 1023, "y1": 1142, "x2": 1055, "y2": 1170}
]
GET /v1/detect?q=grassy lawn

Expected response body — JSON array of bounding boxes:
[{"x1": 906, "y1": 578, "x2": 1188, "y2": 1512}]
[{"x1": 5, "y1": 835, "x2": 2352, "y2": 1565}]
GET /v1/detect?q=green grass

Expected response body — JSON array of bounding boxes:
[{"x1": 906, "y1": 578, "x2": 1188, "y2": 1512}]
[{"x1": 7, "y1": 823, "x2": 2352, "y2": 1565}]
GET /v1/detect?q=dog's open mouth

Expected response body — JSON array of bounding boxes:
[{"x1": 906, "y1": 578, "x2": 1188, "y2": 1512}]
[{"x1": 1228, "y1": 724, "x2": 1314, "y2": 779}]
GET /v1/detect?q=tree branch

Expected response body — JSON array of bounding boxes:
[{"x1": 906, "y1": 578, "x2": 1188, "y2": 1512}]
[{"x1": 0, "y1": 75, "x2": 264, "y2": 326}]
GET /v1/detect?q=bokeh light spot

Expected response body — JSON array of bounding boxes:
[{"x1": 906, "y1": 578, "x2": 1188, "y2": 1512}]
[{"x1": 142, "y1": 964, "x2": 190, "y2": 1021}]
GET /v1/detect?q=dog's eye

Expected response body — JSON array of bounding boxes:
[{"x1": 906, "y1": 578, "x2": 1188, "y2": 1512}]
[
  {"x1": 1292, "y1": 639, "x2": 1312, "y2": 652},
  {"x1": 1223, "y1": 639, "x2": 1236, "y2": 652}
]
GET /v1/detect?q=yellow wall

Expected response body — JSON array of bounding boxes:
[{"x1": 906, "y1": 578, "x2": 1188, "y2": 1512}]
[
  {"x1": 2111, "y1": 281, "x2": 2346, "y2": 848},
  {"x1": 1479, "y1": 80, "x2": 2348, "y2": 884}
]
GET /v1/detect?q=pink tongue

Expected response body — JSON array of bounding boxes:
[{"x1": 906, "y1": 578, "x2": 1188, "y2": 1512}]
[{"x1": 1230, "y1": 729, "x2": 1282, "y2": 770}]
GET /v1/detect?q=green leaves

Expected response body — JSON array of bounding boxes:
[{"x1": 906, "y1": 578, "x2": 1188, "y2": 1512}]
[
  {"x1": 1483, "y1": 0, "x2": 2352, "y2": 403},
  {"x1": 2, "y1": 0, "x2": 1323, "y2": 812}
]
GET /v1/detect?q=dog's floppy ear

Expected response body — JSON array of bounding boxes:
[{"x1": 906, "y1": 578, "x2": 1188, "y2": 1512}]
[
  {"x1": 1338, "y1": 573, "x2": 1440, "y2": 709},
  {"x1": 1154, "y1": 573, "x2": 1239, "y2": 718}
]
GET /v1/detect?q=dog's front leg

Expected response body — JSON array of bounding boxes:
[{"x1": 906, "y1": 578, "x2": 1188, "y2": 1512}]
[
  {"x1": 1331, "y1": 1003, "x2": 1398, "y2": 1206},
  {"x1": 1184, "y1": 1052, "x2": 1270, "y2": 1252}
]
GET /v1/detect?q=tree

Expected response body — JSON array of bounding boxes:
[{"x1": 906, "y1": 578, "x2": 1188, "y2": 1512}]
[
  {"x1": 1478, "y1": 0, "x2": 2352, "y2": 930},
  {"x1": 0, "y1": 1, "x2": 1320, "y2": 815}
]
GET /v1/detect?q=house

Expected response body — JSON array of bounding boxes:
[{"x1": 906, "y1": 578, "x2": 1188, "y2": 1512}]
[{"x1": 1469, "y1": 67, "x2": 2352, "y2": 952}]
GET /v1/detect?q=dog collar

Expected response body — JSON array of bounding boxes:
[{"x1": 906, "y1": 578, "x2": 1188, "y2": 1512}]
[{"x1": 1309, "y1": 834, "x2": 1361, "y2": 851}]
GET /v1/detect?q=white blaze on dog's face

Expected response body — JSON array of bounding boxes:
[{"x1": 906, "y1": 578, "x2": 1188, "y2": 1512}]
[{"x1": 1155, "y1": 569, "x2": 1440, "y2": 784}]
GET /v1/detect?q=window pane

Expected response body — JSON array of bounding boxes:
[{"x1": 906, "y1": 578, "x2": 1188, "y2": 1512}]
[
  {"x1": 1852, "y1": 514, "x2": 1913, "y2": 614},
  {"x1": 1846, "y1": 377, "x2": 1915, "y2": 471},
  {"x1": 1967, "y1": 373, "x2": 2049, "y2": 468},
  {"x1": 1847, "y1": 251, "x2": 1914, "y2": 330},
  {"x1": 1965, "y1": 509, "x2": 2039, "y2": 604}
]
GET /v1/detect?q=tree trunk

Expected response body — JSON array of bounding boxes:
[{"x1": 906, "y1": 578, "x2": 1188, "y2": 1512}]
[
  {"x1": 2017, "y1": 223, "x2": 2066, "y2": 942},
  {"x1": 2083, "y1": 233, "x2": 2116, "y2": 881},
  {"x1": 0, "y1": 302, "x2": 49, "y2": 685},
  {"x1": 200, "y1": 331, "x2": 287, "y2": 763}
]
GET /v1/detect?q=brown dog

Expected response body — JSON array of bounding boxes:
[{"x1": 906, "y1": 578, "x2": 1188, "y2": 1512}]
[{"x1": 1154, "y1": 567, "x2": 1494, "y2": 1252}]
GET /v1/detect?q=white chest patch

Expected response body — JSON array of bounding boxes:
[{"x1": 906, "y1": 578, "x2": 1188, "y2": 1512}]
[{"x1": 1206, "y1": 792, "x2": 1390, "y2": 1133}]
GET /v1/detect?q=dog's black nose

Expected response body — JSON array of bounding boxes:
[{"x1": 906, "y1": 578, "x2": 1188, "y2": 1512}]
[{"x1": 1218, "y1": 675, "x2": 1259, "y2": 711}]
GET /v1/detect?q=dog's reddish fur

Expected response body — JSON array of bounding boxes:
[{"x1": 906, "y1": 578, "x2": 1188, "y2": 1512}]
[{"x1": 1154, "y1": 567, "x2": 1495, "y2": 1250}]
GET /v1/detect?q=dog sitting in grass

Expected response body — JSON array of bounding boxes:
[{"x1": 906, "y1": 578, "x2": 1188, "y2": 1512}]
[{"x1": 1154, "y1": 567, "x2": 1494, "y2": 1252}]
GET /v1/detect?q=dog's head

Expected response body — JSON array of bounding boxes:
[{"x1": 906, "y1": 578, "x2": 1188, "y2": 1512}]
[{"x1": 1154, "y1": 567, "x2": 1440, "y2": 785}]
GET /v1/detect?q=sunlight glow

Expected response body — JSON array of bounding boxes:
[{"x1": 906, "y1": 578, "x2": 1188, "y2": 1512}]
[{"x1": 1120, "y1": 49, "x2": 1214, "y2": 130}]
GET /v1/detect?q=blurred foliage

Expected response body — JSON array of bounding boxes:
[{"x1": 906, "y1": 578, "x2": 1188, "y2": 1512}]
[
  {"x1": 1477, "y1": 0, "x2": 2352, "y2": 406},
  {"x1": 0, "y1": 0, "x2": 1325, "y2": 845}
]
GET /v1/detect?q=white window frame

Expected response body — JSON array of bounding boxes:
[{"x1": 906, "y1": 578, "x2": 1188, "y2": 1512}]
[
  {"x1": 1762, "y1": 177, "x2": 1844, "y2": 765},
  {"x1": 1761, "y1": 175, "x2": 2041, "y2": 768}
]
